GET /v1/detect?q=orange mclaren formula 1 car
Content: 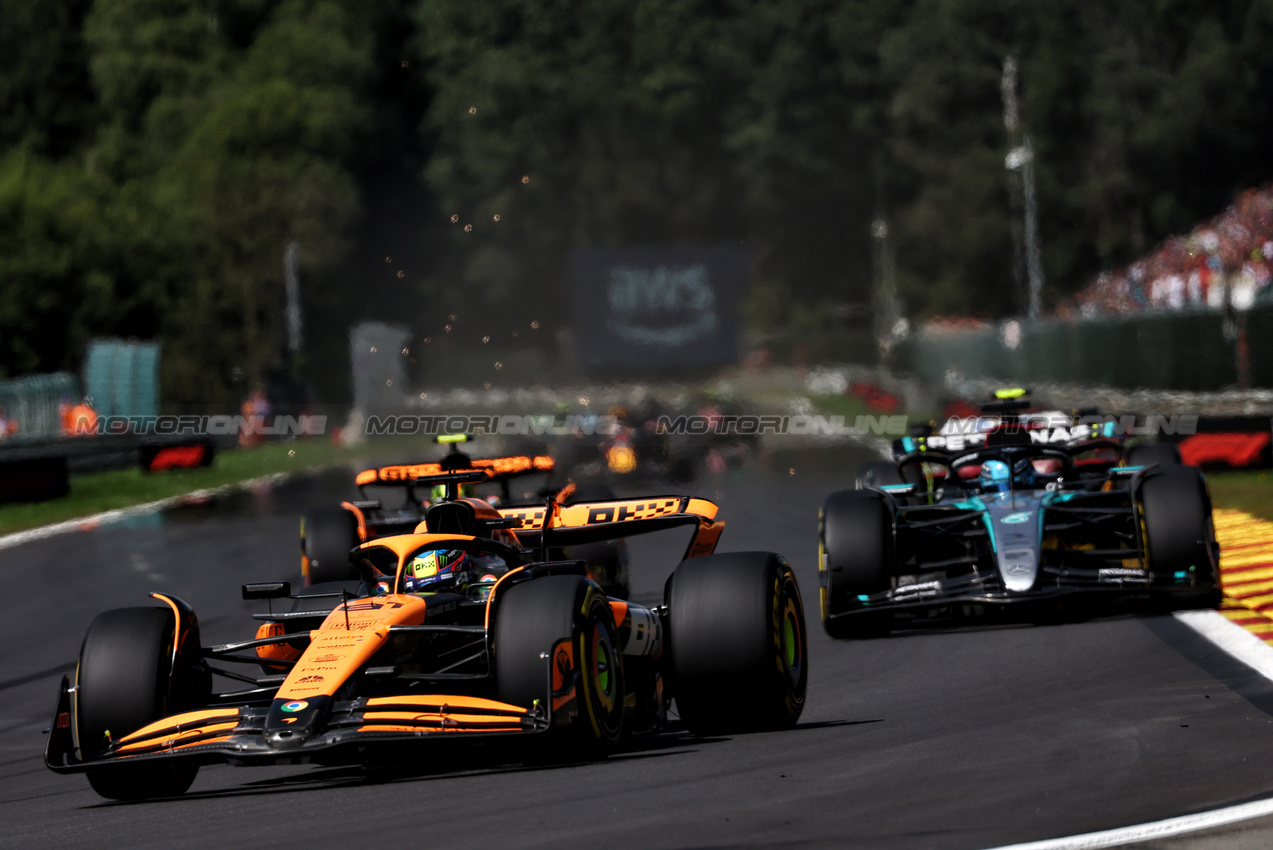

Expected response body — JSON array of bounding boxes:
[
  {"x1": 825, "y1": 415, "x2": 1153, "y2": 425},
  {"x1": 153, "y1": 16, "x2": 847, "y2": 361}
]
[
  {"x1": 45, "y1": 472, "x2": 808, "y2": 800},
  {"x1": 301, "y1": 434, "x2": 556, "y2": 585}
]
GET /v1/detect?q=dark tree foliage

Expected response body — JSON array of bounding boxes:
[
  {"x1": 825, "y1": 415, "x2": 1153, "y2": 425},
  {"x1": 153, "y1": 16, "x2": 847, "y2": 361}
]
[
  {"x1": 1, "y1": 0, "x2": 1271, "y2": 397},
  {"x1": 0, "y1": 0, "x2": 98, "y2": 157}
]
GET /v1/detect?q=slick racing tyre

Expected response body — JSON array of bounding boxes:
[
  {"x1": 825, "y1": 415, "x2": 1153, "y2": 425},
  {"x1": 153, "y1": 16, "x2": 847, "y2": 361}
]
[
  {"x1": 301, "y1": 506, "x2": 360, "y2": 585},
  {"x1": 665, "y1": 552, "x2": 807, "y2": 734},
  {"x1": 1138, "y1": 465, "x2": 1218, "y2": 592},
  {"x1": 856, "y1": 461, "x2": 904, "y2": 489},
  {"x1": 495, "y1": 575, "x2": 624, "y2": 756},
  {"x1": 820, "y1": 490, "x2": 893, "y2": 639},
  {"x1": 77, "y1": 607, "x2": 201, "y2": 800},
  {"x1": 1126, "y1": 443, "x2": 1182, "y2": 468}
]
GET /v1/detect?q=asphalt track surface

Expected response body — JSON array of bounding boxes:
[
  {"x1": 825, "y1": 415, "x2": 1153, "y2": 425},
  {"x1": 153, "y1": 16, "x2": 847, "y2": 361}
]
[{"x1": 4, "y1": 446, "x2": 1273, "y2": 850}]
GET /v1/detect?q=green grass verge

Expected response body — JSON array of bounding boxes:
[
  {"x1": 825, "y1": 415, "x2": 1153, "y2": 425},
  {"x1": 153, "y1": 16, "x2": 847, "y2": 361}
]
[
  {"x1": 1208, "y1": 470, "x2": 1273, "y2": 522},
  {"x1": 0, "y1": 436, "x2": 430, "y2": 537}
]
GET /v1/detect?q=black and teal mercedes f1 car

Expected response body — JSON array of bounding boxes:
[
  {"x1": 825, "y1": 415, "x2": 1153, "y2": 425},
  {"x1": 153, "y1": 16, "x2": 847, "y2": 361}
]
[{"x1": 820, "y1": 422, "x2": 1219, "y2": 638}]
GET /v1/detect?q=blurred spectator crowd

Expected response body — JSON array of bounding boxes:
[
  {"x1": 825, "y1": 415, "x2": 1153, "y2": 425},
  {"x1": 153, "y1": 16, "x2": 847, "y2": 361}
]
[{"x1": 1071, "y1": 185, "x2": 1273, "y2": 316}]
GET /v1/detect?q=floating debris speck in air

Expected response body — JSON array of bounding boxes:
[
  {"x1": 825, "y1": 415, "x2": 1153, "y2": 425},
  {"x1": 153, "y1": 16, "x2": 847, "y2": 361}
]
[
  {"x1": 469, "y1": 106, "x2": 477, "y2": 114},
  {"x1": 449, "y1": 314, "x2": 457, "y2": 321},
  {"x1": 494, "y1": 362, "x2": 503, "y2": 370},
  {"x1": 530, "y1": 320, "x2": 540, "y2": 329},
  {"x1": 444, "y1": 324, "x2": 452, "y2": 332},
  {"x1": 422, "y1": 337, "x2": 431, "y2": 343},
  {"x1": 484, "y1": 382, "x2": 491, "y2": 390},
  {"x1": 401, "y1": 60, "x2": 409, "y2": 69},
  {"x1": 288, "y1": 450, "x2": 295, "y2": 457},
  {"x1": 450, "y1": 214, "x2": 459, "y2": 223},
  {"x1": 369, "y1": 346, "x2": 377, "y2": 353},
  {"x1": 386, "y1": 380, "x2": 393, "y2": 387},
  {"x1": 521, "y1": 175, "x2": 530, "y2": 184},
  {"x1": 401, "y1": 348, "x2": 409, "y2": 356},
  {"x1": 482, "y1": 335, "x2": 490, "y2": 343},
  {"x1": 396, "y1": 270, "x2": 405, "y2": 278},
  {"x1": 464, "y1": 224, "x2": 472, "y2": 232},
  {"x1": 493, "y1": 214, "x2": 501, "y2": 222},
  {"x1": 789, "y1": 468, "x2": 796, "y2": 476},
  {"x1": 385, "y1": 256, "x2": 392, "y2": 263},
  {"x1": 419, "y1": 392, "x2": 427, "y2": 400}
]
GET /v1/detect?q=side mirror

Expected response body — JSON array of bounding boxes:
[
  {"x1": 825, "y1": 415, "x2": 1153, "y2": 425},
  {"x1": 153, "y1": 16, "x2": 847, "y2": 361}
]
[{"x1": 242, "y1": 581, "x2": 291, "y2": 600}]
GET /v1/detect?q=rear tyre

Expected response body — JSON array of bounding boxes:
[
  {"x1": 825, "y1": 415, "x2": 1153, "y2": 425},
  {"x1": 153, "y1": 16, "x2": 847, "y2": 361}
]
[
  {"x1": 1138, "y1": 465, "x2": 1219, "y2": 596},
  {"x1": 77, "y1": 607, "x2": 200, "y2": 800},
  {"x1": 820, "y1": 490, "x2": 893, "y2": 639},
  {"x1": 666, "y1": 552, "x2": 807, "y2": 734},
  {"x1": 1126, "y1": 444, "x2": 1182, "y2": 468},
  {"x1": 301, "y1": 506, "x2": 360, "y2": 585},
  {"x1": 495, "y1": 575, "x2": 623, "y2": 756}
]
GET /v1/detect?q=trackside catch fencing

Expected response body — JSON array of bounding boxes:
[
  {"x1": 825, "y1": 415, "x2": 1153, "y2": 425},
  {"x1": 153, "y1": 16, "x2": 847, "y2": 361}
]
[
  {"x1": 0, "y1": 373, "x2": 80, "y2": 438},
  {"x1": 894, "y1": 302, "x2": 1273, "y2": 391}
]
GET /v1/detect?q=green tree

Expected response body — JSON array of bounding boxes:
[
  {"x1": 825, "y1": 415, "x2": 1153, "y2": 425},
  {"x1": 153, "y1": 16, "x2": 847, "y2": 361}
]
[{"x1": 78, "y1": 0, "x2": 403, "y2": 404}]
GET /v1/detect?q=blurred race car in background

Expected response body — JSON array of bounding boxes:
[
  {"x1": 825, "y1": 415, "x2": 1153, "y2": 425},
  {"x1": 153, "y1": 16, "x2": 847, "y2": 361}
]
[
  {"x1": 821, "y1": 416, "x2": 1219, "y2": 638},
  {"x1": 856, "y1": 388, "x2": 1181, "y2": 499},
  {"x1": 46, "y1": 473, "x2": 807, "y2": 800},
  {"x1": 554, "y1": 396, "x2": 761, "y2": 487},
  {"x1": 300, "y1": 434, "x2": 556, "y2": 584}
]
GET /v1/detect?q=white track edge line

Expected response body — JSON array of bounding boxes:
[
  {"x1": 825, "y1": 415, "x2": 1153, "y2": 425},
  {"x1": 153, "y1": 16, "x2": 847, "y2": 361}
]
[
  {"x1": 980, "y1": 796, "x2": 1273, "y2": 850},
  {"x1": 1174, "y1": 608, "x2": 1273, "y2": 683},
  {"x1": 983, "y1": 610, "x2": 1273, "y2": 849},
  {"x1": 0, "y1": 472, "x2": 290, "y2": 552}
]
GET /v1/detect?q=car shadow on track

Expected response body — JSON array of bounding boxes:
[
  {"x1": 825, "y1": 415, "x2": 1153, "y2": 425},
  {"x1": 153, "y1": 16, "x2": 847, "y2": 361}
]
[
  {"x1": 82, "y1": 719, "x2": 885, "y2": 807},
  {"x1": 848, "y1": 608, "x2": 1196, "y2": 642},
  {"x1": 83, "y1": 733, "x2": 723, "y2": 806}
]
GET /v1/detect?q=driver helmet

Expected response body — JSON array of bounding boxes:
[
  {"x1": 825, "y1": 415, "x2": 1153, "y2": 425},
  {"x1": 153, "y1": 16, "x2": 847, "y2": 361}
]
[
  {"x1": 404, "y1": 548, "x2": 472, "y2": 595},
  {"x1": 979, "y1": 459, "x2": 1011, "y2": 493}
]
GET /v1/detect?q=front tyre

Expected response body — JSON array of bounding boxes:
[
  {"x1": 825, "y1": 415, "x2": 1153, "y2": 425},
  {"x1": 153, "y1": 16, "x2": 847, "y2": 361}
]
[
  {"x1": 495, "y1": 575, "x2": 623, "y2": 756},
  {"x1": 77, "y1": 607, "x2": 200, "y2": 800},
  {"x1": 820, "y1": 490, "x2": 893, "y2": 639},
  {"x1": 1138, "y1": 465, "x2": 1219, "y2": 599},
  {"x1": 666, "y1": 551, "x2": 807, "y2": 734}
]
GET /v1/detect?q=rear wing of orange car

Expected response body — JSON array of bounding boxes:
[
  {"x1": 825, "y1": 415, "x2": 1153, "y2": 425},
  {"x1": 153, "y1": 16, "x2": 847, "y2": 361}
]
[
  {"x1": 354, "y1": 455, "x2": 555, "y2": 488},
  {"x1": 499, "y1": 495, "x2": 725, "y2": 561}
]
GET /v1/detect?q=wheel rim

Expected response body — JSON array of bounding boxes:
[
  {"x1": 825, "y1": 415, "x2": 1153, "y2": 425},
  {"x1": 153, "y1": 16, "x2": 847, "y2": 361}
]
[
  {"x1": 783, "y1": 613, "x2": 798, "y2": 668},
  {"x1": 590, "y1": 621, "x2": 617, "y2": 709},
  {"x1": 596, "y1": 640, "x2": 611, "y2": 694},
  {"x1": 778, "y1": 581, "x2": 804, "y2": 688}
]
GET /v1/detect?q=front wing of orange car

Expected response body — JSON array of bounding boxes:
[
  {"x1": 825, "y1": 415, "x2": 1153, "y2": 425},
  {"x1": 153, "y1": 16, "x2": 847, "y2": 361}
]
[{"x1": 45, "y1": 681, "x2": 550, "y2": 772}]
